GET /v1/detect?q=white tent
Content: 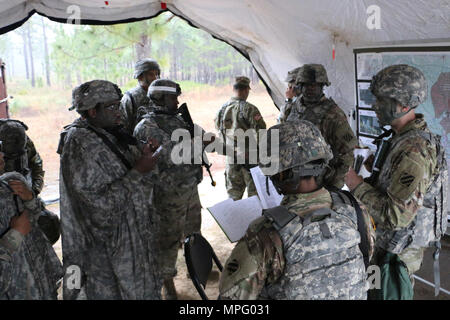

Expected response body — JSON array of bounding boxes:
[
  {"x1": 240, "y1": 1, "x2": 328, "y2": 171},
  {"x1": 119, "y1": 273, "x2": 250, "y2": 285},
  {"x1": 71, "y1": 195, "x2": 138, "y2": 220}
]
[{"x1": 1, "y1": 0, "x2": 449, "y2": 115}]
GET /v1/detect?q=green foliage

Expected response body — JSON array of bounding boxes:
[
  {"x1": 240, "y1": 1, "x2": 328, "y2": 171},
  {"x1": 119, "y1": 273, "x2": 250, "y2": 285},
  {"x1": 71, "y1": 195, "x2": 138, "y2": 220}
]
[
  {"x1": 8, "y1": 96, "x2": 27, "y2": 113},
  {"x1": 49, "y1": 12, "x2": 253, "y2": 88}
]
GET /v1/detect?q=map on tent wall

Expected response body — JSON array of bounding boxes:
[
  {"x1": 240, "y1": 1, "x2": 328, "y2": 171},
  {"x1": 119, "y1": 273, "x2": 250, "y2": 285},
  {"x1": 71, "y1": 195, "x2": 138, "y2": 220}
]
[{"x1": 354, "y1": 48, "x2": 450, "y2": 214}]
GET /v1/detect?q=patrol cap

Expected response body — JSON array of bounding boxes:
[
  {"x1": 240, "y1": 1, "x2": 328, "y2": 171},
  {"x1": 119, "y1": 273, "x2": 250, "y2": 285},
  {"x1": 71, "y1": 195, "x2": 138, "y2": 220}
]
[
  {"x1": 69, "y1": 80, "x2": 122, "y2": 112},
  {"x1": 233, "y1": 76, "x2": 251, "y2": 90},
  {"x1": 133, "y1": 58, "x2": 161, "y2": 79}
]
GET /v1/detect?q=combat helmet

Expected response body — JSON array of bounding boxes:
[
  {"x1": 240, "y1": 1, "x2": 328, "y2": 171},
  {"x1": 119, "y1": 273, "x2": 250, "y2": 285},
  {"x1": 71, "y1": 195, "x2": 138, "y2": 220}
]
[
  {"x1": 285, "y1": 67, "x2": 301, "y2": 83},
  {"x1": 147, "y1": 79, "x2": 181, "y2": 106},
  {"x1": 370, "y1": 64, "x2": 427, "y2": 125},
  {"x1": 133, "y1": 58, "x2": 161, "y2": 79},
  {"x1": 259, "y1": 120, "x2": 333, "y2": 192},
  {"x1": 295, "y1": 64, "x2": 331, "y2": 86},
  {"x1": 69, "y1": 80, "x2": 122, "y2": 112},
  {"x1": 0, "y1": 119, "x2": 27, "y2": 157}
]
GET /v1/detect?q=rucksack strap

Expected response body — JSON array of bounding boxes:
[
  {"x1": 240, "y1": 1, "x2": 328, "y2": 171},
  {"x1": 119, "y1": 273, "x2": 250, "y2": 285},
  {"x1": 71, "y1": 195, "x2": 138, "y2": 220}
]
[
  {"x1": 262, "y1": 206, "x2": 297, "y2": 231},
  {"x1": 85, "y1": 127, "x2": 133, "y2": 170},
  {"x1": 340, "y1": 190, "x2": 371, "y2": 269},
  {"x1": 328, "y1": 187, "x2": 371, "y2": 269}
]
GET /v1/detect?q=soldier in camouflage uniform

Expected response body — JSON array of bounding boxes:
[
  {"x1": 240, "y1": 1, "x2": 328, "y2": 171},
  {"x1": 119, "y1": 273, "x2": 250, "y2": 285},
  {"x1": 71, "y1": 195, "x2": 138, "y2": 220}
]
[
  {"x1": 214, "y1": 76, "x2": 267, "y2": 200},
  {"x1": 346, "y1": 65, "x2": 448, "y2": 294},
  {"x1": 120, "y1": 58, "x2": 161, "y2": 134},
  {"x1": 277, "y1": 67, "x2": 301, "y2": 123},
  {"x1": 219, "y1": 120, "x2": 372, "y2": 300},
  {"x1": 134, "y1": 79, "x2": 211, "y2": 300},
  {"x1": 58, "y1": 80, "x2": 161, "y2": 300},
  {"x1": 0, "y1": 119, "x2": 45, "y2": 195},
  {"x1": 287, "y1": 64, "x2": 357, "y2": 189},
  {"x1": 0, "y1": 153, "x2": 63, "y2": 299}
]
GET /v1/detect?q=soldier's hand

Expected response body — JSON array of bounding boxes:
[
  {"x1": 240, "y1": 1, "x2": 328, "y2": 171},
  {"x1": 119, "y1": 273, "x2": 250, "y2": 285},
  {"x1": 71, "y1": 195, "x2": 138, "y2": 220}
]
[
  {"x1": 345, "y1": 168, "x2": 364, "y2": 191},
  {"x1": 10, "y1": 210, "x2": 32, "y2": 236},
  {"x1": 364, "y1": 154, "x2": 375, "y2": 172},
  {"x1": 285, "y1": 86, "x2": 295, "y2": 99},
  {"x1": 134, "y1": 143, "x2": 160, "y2": 174},
  {"x1": 148, "y1": 138, "x2": 160, "y2": 152},
  {"x1": 8, "y1": 180, "x2": 34, "y2": 201}
]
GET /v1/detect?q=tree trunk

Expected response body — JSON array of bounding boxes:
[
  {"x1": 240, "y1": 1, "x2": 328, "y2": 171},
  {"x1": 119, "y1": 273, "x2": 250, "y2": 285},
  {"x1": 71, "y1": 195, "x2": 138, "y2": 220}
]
[
  {"x1": 26, "y1": 24, "x2": 35, "y2": 87},
  {"x1": 103, "y1": 58, "x2": 107, "y2": 80},
  {"x1": 135, "y1": 32, "x2": 151, "y2": 60},
  {"x1": 170, "y1": 41, "x2": 178, "y2": 80},
  {"x1": 41, "y1": 17, "x2": 51, "y2": 86},
  {"x1": 21, "y1": 30, "x2": 29, "y2": 80}
]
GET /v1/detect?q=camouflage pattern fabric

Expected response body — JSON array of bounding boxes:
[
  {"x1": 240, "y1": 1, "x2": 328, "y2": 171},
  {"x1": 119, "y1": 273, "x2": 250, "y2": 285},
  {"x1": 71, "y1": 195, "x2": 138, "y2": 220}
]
[
  {"x1": 0, "y1": 119, "x2": 45, "y2": 195},
  {"x1": 215, "y1": 97, "x2": 266, "y2": 199},
  {"x1": 295, "y1": 64, "x2": 331, "y2": 86},
  {"x1": 2, "y1": 136, "x2": 45, "y2": 195},
  {"x1": 0, "y1": 172, "x2": 62, "y2": 299},
  {"x1": 219, "y1": 188, "x2": 368, "y2": 300},
  {"x1": 225, "y1": 164, "x2": 258, "y2": 201},
  {"x1": 133, "y1": 58, "x2": 160, "y2": 79},
  {"x1": 120, "y1": 85, "x2": 156, "y2": 134},
  {"x1": 259, "y1": 120, "x2": 333, "y2": 177},
  {"x1": 134, "y1": 109, "x2": 203, "y2": 279},
  {"x1": 58, "y1": 118, "x2": 161, "y2": 300},
  {"x1": 234, "y1": 76, "x2": 251, "y2": 89},
  {"x1": 69, "y1": 80, "x2": 122, "y2": 112},
  {"x1": 352, "y1": 115, "x2": 439, "y2": 274},
  {"x1": 370, "y1": 64, "x2": 427, "y2": 109},
  {"x1": 278, "y1": 97, "x2": 301, "y2": 124},
  {"x1": 287, "y1": 96, "x2": 357, "y2": 188}
]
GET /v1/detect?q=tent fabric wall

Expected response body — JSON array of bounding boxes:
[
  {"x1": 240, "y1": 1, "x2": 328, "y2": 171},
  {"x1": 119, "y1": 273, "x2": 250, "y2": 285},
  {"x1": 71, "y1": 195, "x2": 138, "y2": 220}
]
[{"x1": 0, "y1": 0, "x2": 449, "y2": 114}]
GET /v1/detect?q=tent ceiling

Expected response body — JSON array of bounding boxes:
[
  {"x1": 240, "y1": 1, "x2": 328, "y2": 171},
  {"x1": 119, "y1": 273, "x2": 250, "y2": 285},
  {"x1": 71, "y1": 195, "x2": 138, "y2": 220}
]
[{"x1": 0, "y1": 0, "x2": 449, "y2": 112}]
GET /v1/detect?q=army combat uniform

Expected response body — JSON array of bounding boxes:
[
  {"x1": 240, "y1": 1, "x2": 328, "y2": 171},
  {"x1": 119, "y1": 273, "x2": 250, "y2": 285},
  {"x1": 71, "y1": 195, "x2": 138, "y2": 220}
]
[
  {"x1": 278, "y1": 96, "x2": 300, "y2": 124},
  {"x1": 352, "y1": 65, "x2": 448, "y2": 284},
  {"x1": 352, "y1": 115, "x2": 445, "y2": 274},
  {"x1": 277, "y1": 67, "x2": 302, "y2": 124},
  {"x1": 215, "y1": 77, "x2": 267, "y2": 200},
  {"x1": 120, "y1": 58, "x2": 161, "y2": 134},
  {"x1": 134, "y1": 108, "x2": 203, "y2": 279},
  {"x1": 59, "y1": 81, "x2": 161, "y2": 300},
  {"x1": 0, "y1": 119, "x2": 45, "y2": 195},
  {"x1": 287, "y1": 96, "x2": 357, "y2": 189},
  {"x1": 219, "y1": 121, "x2": 371, "y2": 300},
  {"x1": 120, "y1": 86, "x2": 156, "y2": 135},
  {"x1": 0, "y1": 172, "x2": 62, "y2": 299},
  {"x1": 286, "y1": 64, "x2": 357, "y2": 189}
]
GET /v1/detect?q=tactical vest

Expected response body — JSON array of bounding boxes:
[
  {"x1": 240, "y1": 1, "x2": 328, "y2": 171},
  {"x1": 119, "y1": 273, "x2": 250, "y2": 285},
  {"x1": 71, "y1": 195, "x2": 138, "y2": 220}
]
[
  {"x1": 287, "y1": 96, "x2": 338, "y2": 129},
  {"x1": 145, "y1": 112, "x2": 203, "y2": 184},
  {"x1": 375, "y1": 128, "x2": 448, "y2": 254},
  {"x1": 261, "y1": 191, "x2": 368, "y2": 300}
]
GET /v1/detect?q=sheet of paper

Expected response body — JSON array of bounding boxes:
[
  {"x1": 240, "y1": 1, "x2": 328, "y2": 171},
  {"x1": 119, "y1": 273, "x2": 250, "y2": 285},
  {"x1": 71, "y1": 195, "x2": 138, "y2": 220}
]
[
  {"x1": 207, "y1": 196, "x2": 263, "y2": 242},
  {"x1": 250, "y1": 166, "x2": 283, "y2": 209}
]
